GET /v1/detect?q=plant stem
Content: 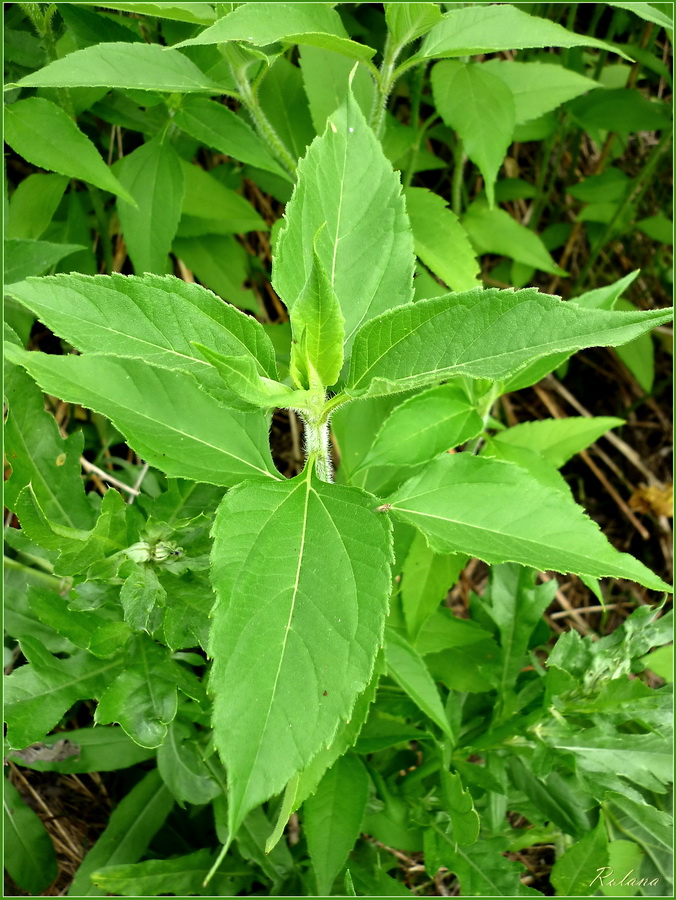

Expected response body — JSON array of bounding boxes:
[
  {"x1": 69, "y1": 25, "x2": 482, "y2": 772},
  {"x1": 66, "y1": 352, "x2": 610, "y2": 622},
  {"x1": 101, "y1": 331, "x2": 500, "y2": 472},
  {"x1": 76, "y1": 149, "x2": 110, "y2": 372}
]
[
  {"x1": 369, "y1": 35, "x2": 402, "y2": 140},
  {"x1": 232, "y1": 68, "x2": 296, "y2": 178},
  {"x1": 301, "y1": 413, "x2": 333, "y2": 483}
]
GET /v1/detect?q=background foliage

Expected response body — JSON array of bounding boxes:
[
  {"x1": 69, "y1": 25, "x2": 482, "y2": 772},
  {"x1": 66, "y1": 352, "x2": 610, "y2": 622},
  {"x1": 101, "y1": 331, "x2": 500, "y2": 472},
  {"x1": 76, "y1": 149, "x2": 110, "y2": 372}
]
[{"x1": 4, "y1": 2, "x2": 673, "y2": 897}]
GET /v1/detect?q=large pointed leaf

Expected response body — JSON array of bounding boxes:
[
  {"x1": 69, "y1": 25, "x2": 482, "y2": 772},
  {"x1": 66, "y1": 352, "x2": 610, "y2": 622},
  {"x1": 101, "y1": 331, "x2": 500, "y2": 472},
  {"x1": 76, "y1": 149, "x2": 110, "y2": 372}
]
[
  {"x1": 5, "y1": 98, "x2": 135, "y2": 203},
  {"x1": 6, "y1": 273, "x2": 278, "y2": 407},
  {"x1": 305, "y1": 754, "x2": 370, "y2": 895},
  {"x1": 491, "y1": 417, "x2": 625, "y2": 469},
  {"x1": 209, "y1": 471, "x2": 392, "y2": 837},
  {"x1": 385, "y1": 628, "x2": 453, "y2": 738},
  {"x1": 413, "y1": 5, "x2": 631, "y2": 61},
  {"x1": 346, "y1": 288, "x2": 673, "y2": 398},
  {"x1": 273, "y1": 90, "x2": 414, "y2": 355},
  {"x1": 174, "y1": 2, "x2": 376, "y2": 62},
  {"x1": 550, "y1": 816, "x2": 609, "y2": 896},
  {"x1": 11, "y1": 42, "x2": 222, "y2": 91},
  {"x1": 4, "y1": 779, "x2": 58, "y2": 895},
  {"x1": 4, "y1": 346, "x2": 278, "y2": 486},
  {"x1": 386, "y1": 454, "x2": 671, "y2": 591},
  {"x1": 431, "y1": 61, "x2": 515, "y2": 208}
]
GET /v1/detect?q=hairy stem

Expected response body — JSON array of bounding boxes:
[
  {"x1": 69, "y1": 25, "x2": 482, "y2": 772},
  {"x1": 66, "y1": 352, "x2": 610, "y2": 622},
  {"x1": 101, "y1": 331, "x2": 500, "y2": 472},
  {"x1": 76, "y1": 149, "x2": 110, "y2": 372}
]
[
  {"x1": 232, "y1": 68, "x2": 296, "y2": 178},
  {"x1": 301, "y1": 413, "x2": 333, "y2": 483}
]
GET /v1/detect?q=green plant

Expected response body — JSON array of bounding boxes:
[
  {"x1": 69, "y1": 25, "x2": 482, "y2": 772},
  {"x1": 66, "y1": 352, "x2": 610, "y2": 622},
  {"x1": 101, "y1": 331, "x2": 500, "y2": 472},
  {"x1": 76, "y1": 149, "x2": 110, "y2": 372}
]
[{"x1": 4, "y1": 3, "x2": 673, "y2": 896}]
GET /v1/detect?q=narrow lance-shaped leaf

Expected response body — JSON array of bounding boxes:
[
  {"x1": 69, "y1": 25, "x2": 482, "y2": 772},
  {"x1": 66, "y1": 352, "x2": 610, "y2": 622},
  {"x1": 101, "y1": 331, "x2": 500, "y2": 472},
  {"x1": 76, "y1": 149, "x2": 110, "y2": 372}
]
[
  {"x1": 114, "y1": 134, "x2": 184, "y2": 275},
  {"x1": 289, "y1": 236, "x2": 345, "y2": 389},
  {"x1": 4, "y1": 345, "x2": 279, "y2": 487},
  {"x1": 6, "y1": 273, "x2": 279, "y2": 408},
  {"x1": 9, "y1": 42, "x2": 223, "y2": 92},
  {"x1": 273, "y1": 89, "x2": 414, "y2": 356},
  {"x1": 5, "y1": 98, "x2": 135, "y2": 204},
  {"x1": 385, "y1": 627, "x2": 453, "y2": 739},
  {"x1": 386, "y1": 454, "x2": 671, "y2": 592},
  {"x1": 346, "y1": 287, "x2": 673, "y2": 398},
  {"x1": 209, "y1": 470, "x2": 392, "y2": 839},
  {"x1": 174, "y1": 98, "x2": 289, "y2": 180},
  {"x1": 431, "y1": 61, "x2": 515, "y2": 208},
  {"x1": 4, "y1": 778, "x2": 58, "y2": 896},
  {"x1": 4, "y1": 356, "x2": 94, "y2": 529},
  {"x1": 404, "y1": 187, "x2": 480, "y2": 292},
  {"x1": 304, "y1": 754, "x2": 370, "y2": 896}
]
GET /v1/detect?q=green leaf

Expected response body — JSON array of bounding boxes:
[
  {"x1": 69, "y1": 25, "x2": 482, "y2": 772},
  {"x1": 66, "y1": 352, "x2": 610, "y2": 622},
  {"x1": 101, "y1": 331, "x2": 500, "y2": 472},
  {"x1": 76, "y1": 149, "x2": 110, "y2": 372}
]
[
  {"x1": 192, "y1": 341, "x2": 302, "y2": 409},
  {"x1": 5, "y1": 636, "x2": 123, "y2": 749},
  {"x1": 599, "y1": 840, "x2": 647, "y2": 897},
  {"x1": 614, "y1": 298, "x2": 655, "y2": 392},
  {"x1": 209, "y1": 470, "x2": 392, "y2": 838},
  {"x1": 7, "y1": 172, "x2": 69, "y2": 240},
  {"x1": 172, "y1": 234, "x2": 259, "y2": 311},
  {"x1": 5, "y1": 98, "x2": 135, "y2": 203},
  {"x1": 67, "y1": 768, "x2": 173, "y2": 897},
  {"x1": 119, "y1": 562, "x2": 165, "y2": 632},
  {"x1": 91, "y1": 848, "x2": 245, "y2": 897},
  {"x1": 305, "y1": 754, "x2": 370, "y2": 895},
  {"x1": 161, "y1": 573, "x2": 214, "y2": 652},
  {"x1": 492, "y1": 417, "x2": 625, "y2": 469},
  {"x1": 567, "y1": 88, "x2": 671, "y2": 134},
  {"x1": 98, "y1": 2, "x2": 217, "y2": 25},
  {"x1": 5, "y1": 346, "x2": 278, "y2": 486},
  {"x1": 114, "y1": 134, "x2": 184, "y2": 274},
  {"x1": 298, "y1": 46, "x2": 375, "y2": 135},
  {"x1": 96, "y1": 635, "x2": 205, "y2": 748},
  {"x1": 425, "y1": 828, "x2": 538, "y2": 896},
  {"x1": 404, "y1": 187, "x2": 480, "y2": 291},
  {"x1": 178, "y1": 159, "x2": 266, "y2": 234},
  {"x1": 6, "y1": 272, "x2": 279, "y2": 406},
  {"x1": 346, "y1": 287, "x2": 673, "y2": 398},
  {"x1": 157, "y1": 720, "x2": 220, "y2": 807},
  {"x1": 386, "y1": 454, "x2": 671, "y2": 591},
  {"x1": 174, "y1": 2, "x2": 376, "y2": 62},
  {"x1": 401, "y1": 531, "x2": 466, "y2": 640},
  {"x1": 28, "y1": 587, "x2": 130, "y2": 659},
  {"x1": 4, "y1": 778, "x2": 58, "y2": 895},
  {"x1": 11, "y1": 42, "x2": 222, "y2": 91},
  {"x1": 273, "y1": 89, "x2": 414, "y2": 355},
  {"x1": 431, "y1": 61, "x2": 515, "y2": 208},
  {"x1": 540, "y1": 723, "x2": 673, "y2": 795},
  {"x1": 4, "y1": 360, "x2": 94, "y2": 529},
  {"x1": 385, "y1": 3, "x2": 443, "y2": 49},
  {"x1": 507, "y1": 757, "x2": 592, "y2": 839},
  {"x1": 441, "y1": 770, "x2": 480, "y2": 846},
  {"x1": 640, "y1": 645, "x2": 673, "y2": 682},
  {"x1": 551, "y1": 815, "x2": 609, "y2": 896},
  {"x1": 258, "y1": 56, "x2": 316, "y2": 164},
  {"x1": 414, "y1": 5, "x2": 632, "y2": 61},
  {"x1": 603, "y1": 792, "x2": 672, "y2": 853},
  {"x1": 7, "y1": 726, "x2": 155, "y2": 774},
  {"x1": 289, "y1": 241, "x2": 345, "y2": 389},
  {"x1": 174, "y1": 97, "x2": 288, "y2": 179},
  {"x1": 293, "y1": 657, "x2": 382, "y2": 813},
  {"x1": 14, "y1": 485, "x2": 129, "y2": 577},
  {"x1": 385, "y1": 627, "x2": 453, "y2": 738},
  {"x1": 4, "y1": 239, "x2": 86, "y2": 284},
  {"x1": 480, "y1": 564, "x2": 556, "y2": 706},
  {"x1": 357, "y1": 383, "x2": 483, "y2": 472},
  {"x1": 483, "y1": 60, "x2": 600, "y2": 125},
  {"x1": 462, "y1": 200, "x2": 567, "y2": 276}
]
